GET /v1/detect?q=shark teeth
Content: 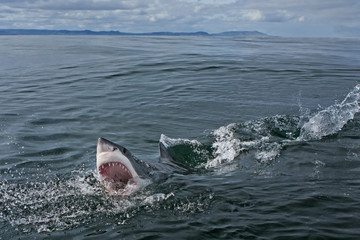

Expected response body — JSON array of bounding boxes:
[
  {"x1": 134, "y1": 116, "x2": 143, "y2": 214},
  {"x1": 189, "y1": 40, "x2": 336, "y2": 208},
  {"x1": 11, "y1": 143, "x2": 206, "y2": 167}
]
[{"x1": 98, "y1": 162, "x2": 131, "y2": 174}]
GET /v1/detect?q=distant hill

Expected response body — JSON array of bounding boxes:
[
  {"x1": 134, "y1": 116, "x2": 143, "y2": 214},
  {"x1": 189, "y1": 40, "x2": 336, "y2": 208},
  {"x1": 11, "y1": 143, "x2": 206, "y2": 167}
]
[
  {"x1": 0, "y1": 29, "x2": 266, "y2": 36},
  {"x1": 213, "y1": 31, "x2": 266, "y2": 36}
]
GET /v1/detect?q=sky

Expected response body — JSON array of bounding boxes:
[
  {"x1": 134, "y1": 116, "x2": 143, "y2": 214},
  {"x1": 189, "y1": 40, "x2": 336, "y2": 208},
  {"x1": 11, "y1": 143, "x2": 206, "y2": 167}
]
[{"x1": 0, "y1": 0, "x2": 360, "y2": 37}]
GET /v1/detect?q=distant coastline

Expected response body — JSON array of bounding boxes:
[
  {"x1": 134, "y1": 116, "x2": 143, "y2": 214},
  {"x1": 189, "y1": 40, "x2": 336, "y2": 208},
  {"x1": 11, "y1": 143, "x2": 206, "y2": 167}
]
[{"x1": 0, "y1": 29, "x2": 266, "y2": 36}]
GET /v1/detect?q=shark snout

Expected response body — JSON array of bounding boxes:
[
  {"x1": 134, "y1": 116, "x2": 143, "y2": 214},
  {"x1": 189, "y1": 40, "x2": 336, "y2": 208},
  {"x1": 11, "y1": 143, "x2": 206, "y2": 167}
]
[{"x1": 97, "y1": 137, "x2": 107, "y2": 154}]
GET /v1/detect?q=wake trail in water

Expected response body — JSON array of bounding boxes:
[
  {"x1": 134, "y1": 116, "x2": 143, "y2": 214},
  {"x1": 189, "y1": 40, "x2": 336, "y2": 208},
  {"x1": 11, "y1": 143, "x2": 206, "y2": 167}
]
[{"x1": 161, "y1": 84, "x2": 360, "y2": 168}]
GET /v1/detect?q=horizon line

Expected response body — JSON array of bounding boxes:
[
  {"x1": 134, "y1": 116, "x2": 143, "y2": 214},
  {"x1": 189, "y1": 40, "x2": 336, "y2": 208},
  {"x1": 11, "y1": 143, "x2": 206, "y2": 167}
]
[{"x1": 0, "y1": 28, "x2": 267, "y2": 36}]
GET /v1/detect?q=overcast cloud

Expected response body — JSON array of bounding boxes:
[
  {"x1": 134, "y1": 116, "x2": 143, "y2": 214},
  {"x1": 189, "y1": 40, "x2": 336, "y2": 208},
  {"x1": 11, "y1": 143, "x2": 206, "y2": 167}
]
[{"x1": 0, "y1": 0, "x2": 359, "y2": 37}]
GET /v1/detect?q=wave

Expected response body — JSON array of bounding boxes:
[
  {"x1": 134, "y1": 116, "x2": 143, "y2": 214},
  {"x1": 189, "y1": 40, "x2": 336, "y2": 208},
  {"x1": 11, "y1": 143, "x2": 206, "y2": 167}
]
[{"x1": 161, "y1": 84, "x2": 360, "y2": 168}]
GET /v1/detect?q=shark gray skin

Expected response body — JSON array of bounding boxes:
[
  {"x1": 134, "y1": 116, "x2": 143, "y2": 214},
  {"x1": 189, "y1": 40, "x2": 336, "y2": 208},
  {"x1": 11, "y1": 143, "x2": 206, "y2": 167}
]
[{"x1": 96, "y1": 137, "x2": 181, "y2": 194}]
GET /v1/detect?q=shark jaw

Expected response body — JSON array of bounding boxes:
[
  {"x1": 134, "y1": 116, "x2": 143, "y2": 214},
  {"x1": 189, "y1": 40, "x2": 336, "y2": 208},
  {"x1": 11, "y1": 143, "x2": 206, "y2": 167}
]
[{"x1": 96, "y1": 138, "x2": 140, "y2": 192}]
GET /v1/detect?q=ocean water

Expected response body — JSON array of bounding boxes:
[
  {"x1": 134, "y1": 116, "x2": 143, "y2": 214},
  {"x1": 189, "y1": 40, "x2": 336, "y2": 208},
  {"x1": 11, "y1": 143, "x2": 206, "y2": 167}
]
[{"x1": 1, "y1": 35, "x2": 360, "y2": 239}]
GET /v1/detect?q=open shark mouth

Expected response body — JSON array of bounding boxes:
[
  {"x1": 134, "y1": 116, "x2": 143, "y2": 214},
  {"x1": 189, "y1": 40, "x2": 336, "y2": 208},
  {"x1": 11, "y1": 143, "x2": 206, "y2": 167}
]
[{"x1": 98, "y1": 161, "x2": 133, "y2": 185}]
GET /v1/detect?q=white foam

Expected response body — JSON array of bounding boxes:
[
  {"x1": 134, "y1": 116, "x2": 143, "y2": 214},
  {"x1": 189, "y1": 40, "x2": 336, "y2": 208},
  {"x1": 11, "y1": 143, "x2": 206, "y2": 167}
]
[
  {"x1": 160, "y1": 134, "x2": 201, "y2": 148},
  {"x1": 206, "y1": 124, "x2": 242, "y2": 168},
  {"x1": 207, "y1": 121, "x2": 283, "y2": 167},
  {"x1": 142, "y1": 192, "x2": 175, "y2": 204},
  {"x1": 255, "y1": 142, "x2": 282, "y2": 163}
]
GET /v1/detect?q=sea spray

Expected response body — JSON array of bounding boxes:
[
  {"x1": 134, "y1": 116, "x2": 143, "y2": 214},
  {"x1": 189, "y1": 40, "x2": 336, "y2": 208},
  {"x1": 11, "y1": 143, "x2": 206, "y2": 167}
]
[{"x1": 299, "y1": 84, "x2": 360, "y2": 140}]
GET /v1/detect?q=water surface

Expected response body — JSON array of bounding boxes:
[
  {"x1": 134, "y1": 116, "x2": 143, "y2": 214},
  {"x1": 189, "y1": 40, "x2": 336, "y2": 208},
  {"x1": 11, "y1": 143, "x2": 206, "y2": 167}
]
[{"x1": 1, "y1": 35, "x2": 360, "y2": 239}]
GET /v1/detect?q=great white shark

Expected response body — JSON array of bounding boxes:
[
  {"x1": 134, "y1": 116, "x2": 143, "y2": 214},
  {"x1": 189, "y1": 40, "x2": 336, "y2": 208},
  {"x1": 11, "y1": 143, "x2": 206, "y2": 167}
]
[{"x1": 96, "y1": 137, "x2": 182, "y2": 194}]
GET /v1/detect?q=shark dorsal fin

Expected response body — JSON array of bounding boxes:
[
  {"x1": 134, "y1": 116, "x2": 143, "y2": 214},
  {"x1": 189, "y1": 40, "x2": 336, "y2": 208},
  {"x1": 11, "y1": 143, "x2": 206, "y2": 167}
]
[
  {"x1": 159, "y1": 142, "x2": 188, "y2": 171},
  {"x1": 159, "y1": 142, "x2": 174, "y2": 161}
]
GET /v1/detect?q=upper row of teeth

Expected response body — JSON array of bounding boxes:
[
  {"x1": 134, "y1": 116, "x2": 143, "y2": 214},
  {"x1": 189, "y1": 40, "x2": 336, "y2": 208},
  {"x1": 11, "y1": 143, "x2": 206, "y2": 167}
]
[{"x1": 100, "y1": 162, "x2": 130, "y2": 173}]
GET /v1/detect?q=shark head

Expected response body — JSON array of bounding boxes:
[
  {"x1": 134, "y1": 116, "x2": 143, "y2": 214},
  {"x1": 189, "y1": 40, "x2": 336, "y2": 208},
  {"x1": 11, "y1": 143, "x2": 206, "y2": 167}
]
[{"x1": 96, "y1": 137, "x2": 152, "y2": 191}]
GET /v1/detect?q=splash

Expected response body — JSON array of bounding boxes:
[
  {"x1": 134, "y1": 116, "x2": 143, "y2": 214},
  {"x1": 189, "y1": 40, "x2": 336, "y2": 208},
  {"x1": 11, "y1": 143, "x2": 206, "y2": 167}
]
[
  {"x1": 0, "y1": 173, "x2": 118, "y2": 232},
  {"x1": 160, "y1": 134, "x2": 202, "y2": 148},
  {"x1": 208, "y1": 118, "x2": 289, "y2": 167},
  {"x1": 299, "y1": 84, "x2": 360, "y2": 140},
  {"x1": 1, "y1": 168, "x2": 212, "y2": 234},
  {"x1": 143, "y1": 192, "x2": 175, "y2": 204},
  {"x1": 160, "y1": 84, "x2": 360, "y2": 170},
  {"x1": 207, "y1": 124, "x2": 242, "y2": 168},
  {"x1": 210, "y1": 85, "x2": 360, "y2": 165},
  {"x1": 0, "y1": 171, "x2": 172, "y2": 233}
]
